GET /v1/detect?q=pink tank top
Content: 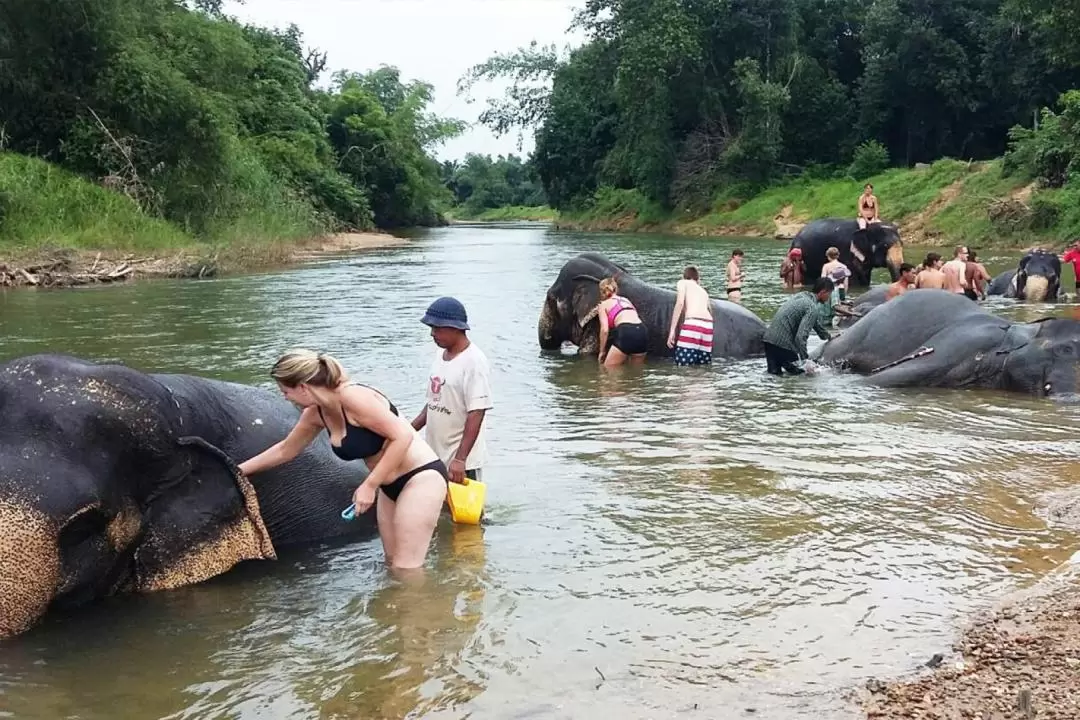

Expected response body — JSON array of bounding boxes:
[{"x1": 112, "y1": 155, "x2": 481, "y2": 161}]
[{"x1": 606, "y1": 296, "x2": 634, "y2": 326}]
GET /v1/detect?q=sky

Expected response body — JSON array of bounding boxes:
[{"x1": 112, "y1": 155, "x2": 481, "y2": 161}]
[{"x1": 224, "y1": 0, "x2": 588, "y2": 162}]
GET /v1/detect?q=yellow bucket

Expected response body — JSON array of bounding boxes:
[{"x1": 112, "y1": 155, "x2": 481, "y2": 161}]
[{"x1": 447, "y1": 477, "x2": 486, "y2": 525}]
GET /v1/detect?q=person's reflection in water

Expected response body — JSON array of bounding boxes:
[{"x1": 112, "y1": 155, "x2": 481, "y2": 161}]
[{"x1": 321, "y1": 524, "x2": 490, "y2": 720}]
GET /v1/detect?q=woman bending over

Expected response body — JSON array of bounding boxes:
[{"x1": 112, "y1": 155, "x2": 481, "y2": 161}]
[
  {"x1": 238, "y1": 349, "x2": 450, "y2": 570},
  {"x1": 596, "y1": 277, "x2": 649, "y2": 367}
]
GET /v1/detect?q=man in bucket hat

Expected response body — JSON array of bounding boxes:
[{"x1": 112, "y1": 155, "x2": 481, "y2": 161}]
[{"x1": 412, "y1": 297, "x2": 493, "y2": 485}]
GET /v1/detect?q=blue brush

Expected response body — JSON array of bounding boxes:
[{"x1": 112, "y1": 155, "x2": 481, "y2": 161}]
[{"x1": 341, "y1": 504, "x2": 357, "y2": 521}]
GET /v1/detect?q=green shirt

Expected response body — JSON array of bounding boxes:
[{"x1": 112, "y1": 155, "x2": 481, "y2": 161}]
[{"x1": 763, "y1": 291, "x2": 832, "y2": 359}]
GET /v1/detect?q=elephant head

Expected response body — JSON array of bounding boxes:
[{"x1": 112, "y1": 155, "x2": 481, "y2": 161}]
[
  {"x1": 854, "y1": 222, "x2": 904, "y2": 282},
  {"x1": 538, "y1": 253, "x2": 629, "y2": 355},
  {"x1": 0, "y1": 354, "x2": 276, "y2": 637},
  {"x1": 1001, "y1": 317, "x2": 1080, "y2": 397},
  {"x1": 1015, "y1": 249, "x2": 1062, "y2": 302}
]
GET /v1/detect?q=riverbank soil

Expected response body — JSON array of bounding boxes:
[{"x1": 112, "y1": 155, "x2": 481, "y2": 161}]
[
  {"x1": 0, "y1": 232, "x2": 406, "y2": 289},
  {"x1": 857, "y1": 485, "x2": 1080, "y2": 719}
]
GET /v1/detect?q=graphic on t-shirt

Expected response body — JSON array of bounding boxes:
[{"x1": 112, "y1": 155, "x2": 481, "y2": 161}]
[{"x1": 429, "y1": 375, "x2": 445, "y2": 397}]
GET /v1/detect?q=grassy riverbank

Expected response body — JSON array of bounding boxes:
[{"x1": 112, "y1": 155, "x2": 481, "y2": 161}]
[
  {"x1": 0, "y1": 153, "x2": 406, "y2": 288},
  {"x1": 556, "y1": 158, "x2": 1080, "y2": 251},
  {"x1": 447, "y1": 205, "x2": 557, "y2": 222}
]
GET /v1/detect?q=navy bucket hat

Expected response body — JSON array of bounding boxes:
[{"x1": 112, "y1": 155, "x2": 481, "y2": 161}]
[{"x1": 421, "y1": 296, "x2": 470, "y2": 331}]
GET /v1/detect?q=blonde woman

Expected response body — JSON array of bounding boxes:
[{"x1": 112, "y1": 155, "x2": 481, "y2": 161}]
[
  {"x1": 596, "y1": 277, "x2": 648, "y2": 367},
  {"x1": 237, "y1": 349, "x2": 449, "y2": 570}
]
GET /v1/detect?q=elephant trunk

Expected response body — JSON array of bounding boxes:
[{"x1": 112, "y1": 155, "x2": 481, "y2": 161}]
[
  {"x1": 0, "y1": 498, "x2": 61, "y2": 637},
  {"x1": 886, "y1": 244, "x2": 904, "y2": 282},
  {"x1": 537, "y1": 297, "x2": 562, "y2": 350},
  {"x1": 1023, "y1": 275, "x2": 1051, "y2": 302}
]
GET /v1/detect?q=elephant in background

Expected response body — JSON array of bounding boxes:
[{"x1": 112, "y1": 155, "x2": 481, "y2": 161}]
[
  {"x1": 813, "y1": 290, "x2": 1080, "y2": 398},
  {"x1": 538, "y1": 252, "x2": 766, "y2": 359},
  {"x1": 0, "y1": 353, "x2": 376, "y2": 639},
  {"x1": 987, "y1": 249, "x2": 1062, "y2": 301},
  {"x1": 789, "y1": 218, "x2": 904, "y2": 287}
]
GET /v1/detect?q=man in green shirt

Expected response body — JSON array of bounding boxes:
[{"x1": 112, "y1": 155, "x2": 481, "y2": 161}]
[{"x1": 763, "y1": 277, "x2": 835, "y2": 376}]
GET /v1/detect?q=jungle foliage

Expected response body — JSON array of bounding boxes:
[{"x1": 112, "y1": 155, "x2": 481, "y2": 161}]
[
  {"x1": 461, "y1": 0, "x2": 1080, "y2": 214},
  {"x1": 0, "y1": 0, "x2": 464, "y2": 243}
]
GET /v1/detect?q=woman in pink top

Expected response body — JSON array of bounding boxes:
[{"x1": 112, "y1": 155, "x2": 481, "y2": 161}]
[{"x1": 597, "y1": 277, "x2": 649, "y2": 367}]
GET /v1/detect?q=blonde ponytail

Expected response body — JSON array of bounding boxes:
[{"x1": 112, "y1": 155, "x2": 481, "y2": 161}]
[{"x1": 271, "y1": 349, "x2": 349, "y2": 388}]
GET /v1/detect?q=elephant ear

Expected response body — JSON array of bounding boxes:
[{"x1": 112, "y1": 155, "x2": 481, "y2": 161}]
[
  {"x1": 130, "y1": 435, "x2": 276, "y2": 594},
  {"x1": 572, "y1": 279, "x2": 602, "y2": 328}
]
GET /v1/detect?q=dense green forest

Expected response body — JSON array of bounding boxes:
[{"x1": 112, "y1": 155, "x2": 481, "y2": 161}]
[
  {"x1": 462, "y1": 0, "x2": 1080, "y2": 232},
  {"x1": 440, "y1": 153, "x2": 548, "y2": 218},
  {"x1": 0, "y1": 0, "x2": 464, "y2": 249}
]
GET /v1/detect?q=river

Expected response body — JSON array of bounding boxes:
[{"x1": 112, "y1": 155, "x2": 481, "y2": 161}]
[{"x1": 1, "y1": 223, "x2": 1079, "y2": 720}]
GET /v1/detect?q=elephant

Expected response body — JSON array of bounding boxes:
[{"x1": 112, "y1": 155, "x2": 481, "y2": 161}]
[
  {"x1": 835, "y1": 285, "x2": 892, "y2": 329},
  {"x1": 812, "y1": 289, "x2": 1080, "y2": 397},
  {"x1": 537, "y1": 252, "x2": 766, "y2": 359},
  {"x1": 987, "y1": 249, "x2": 1062, "y2": 301},
  {"x1": 0, "y1": 353, "x2": 377, "y2": 639},
  {"x1": 789, "y1": 218, "x2": 904, "y2": 287}
]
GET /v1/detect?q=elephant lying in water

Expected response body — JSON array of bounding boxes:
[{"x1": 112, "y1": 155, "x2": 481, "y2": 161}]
[
  {"x1": 538, "y1": 252, "x2": 766, "y2": 358},
  {"x1": 813, "y1": 290, "x2": 1080, "y2": 397},
  {"x1": 0, "y1": 353, "x2": 376, "y2": 638},
  {"x1": 987, "y1": 249, "x2": 1063, "y2": 301}
]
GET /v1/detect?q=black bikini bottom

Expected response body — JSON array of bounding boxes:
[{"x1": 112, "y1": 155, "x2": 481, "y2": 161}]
[{"x1": 381, "y1": 458, "x2": 448, "y2": 502}]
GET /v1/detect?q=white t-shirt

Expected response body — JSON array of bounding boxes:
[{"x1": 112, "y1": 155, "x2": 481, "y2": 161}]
[{"x1": 423, "y1": 343, "x2": 493, "y2": 470}]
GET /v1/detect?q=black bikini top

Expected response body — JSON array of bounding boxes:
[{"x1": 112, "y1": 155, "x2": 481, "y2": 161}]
[{"x1": 317, "y1": 385, "x2": 399, "y2": 461}]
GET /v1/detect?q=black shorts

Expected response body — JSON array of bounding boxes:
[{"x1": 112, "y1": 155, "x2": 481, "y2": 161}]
[
  {"x1": 964, "y1": 288, "x2": 978, "y2": 301},
  {"x1": 763, "y1": 341, "x2": 804, "y2": 376},
  {"x1": 611, "y1": 322, "x2": 649, "y2": 355}
]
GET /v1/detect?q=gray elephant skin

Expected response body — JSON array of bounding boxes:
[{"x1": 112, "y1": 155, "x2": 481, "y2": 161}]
[
  {"x1": 0, "y1": 353, "x2": 376, "y2": 639},
  {"x1": 538, "y1": 252, "x2": 766, "y2": 358},
  {"x1": 987, "y1": 249, "x2": 1062, "y2": 301},
  {"x1": 813, "y1": 290, "x2": 1080, "y2": 397},
  {"x1": 790, "y1": 218, "x2": 904, "y2": 286}
]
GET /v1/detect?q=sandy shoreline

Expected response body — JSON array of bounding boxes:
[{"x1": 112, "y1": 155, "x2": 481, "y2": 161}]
[
  {"x1": 856, "y1": 487, "x2": 1080, "y2": 719},
  {"x1": 0, "y1": 231, "x2": 407, "y2": 289}
]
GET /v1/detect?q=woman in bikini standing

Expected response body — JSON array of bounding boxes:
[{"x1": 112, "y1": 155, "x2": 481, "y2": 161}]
[
  {"x1": 237, "y1": 349, "x2": 451, "y2": 570},
  {"x1": 596, "y1": 277, "x2": 649, "y2": 367},
  {"x1": 667, "y1": 266, "x2": 714, "y2": 366},
  {"x1": 857, "y1": 183, "x2": 880, "y2": 229}
]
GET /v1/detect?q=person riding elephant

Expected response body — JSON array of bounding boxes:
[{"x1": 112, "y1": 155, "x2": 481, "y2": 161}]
[
  {"x1": 537, "y1": 252, "x2": 766, "y2": 360},
  {"x1": 813, "y1": 289, "x2": 1080, "y2": 397},
  {"x1": 0, "y1": 353, "x2": 378, "y2": 639},
  {"x1": 986, "y1": 249, "x2": 1063, "y2": 302},
  {"x1": 789, "y1": 218, "x2": 904, "y2": 287}
]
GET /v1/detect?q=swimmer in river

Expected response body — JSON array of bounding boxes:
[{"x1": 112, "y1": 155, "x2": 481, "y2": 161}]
[
  {"x1": 596, "y1": 276, "x2": 649, "y2": 367},
  {"x1": 915, "y1": 253, "x2": 945, "y2": 289},
  {"x1": 726, "y1": 249, "x2": 746, "y2": 303},
  {"x1": 668, "y1": 265, "x2": 714, "y2": 366},
  {"x1": 885, "y1": 263, "x2": 917, "y2": 300},
  {"x1": 965, "y1": 251, "x2": 991, "y2": 301},
  {"x1": 943, "y1": 245, "x2": 971, "y2": 297},
  {"x1": 780, "y1": 247, "x2": 805, "y2": 289},
  {"x1": 237, "y1": 350, "x2": 452, "y2": 571},
  {"x1": 821, "y1": 246, "x2": 851, "y2": 304}
]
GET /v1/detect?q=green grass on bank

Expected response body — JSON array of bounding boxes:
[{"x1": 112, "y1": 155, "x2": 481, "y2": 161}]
[
  {"x1": 0, "y1": 151, "x2": 325, "y2": 255},
  {"x1": 448, "y1": 205, "x2": 557, "y2": 221},
  {"x1": 558, "y1": 157, "x2": 1080, "y2": 249}
]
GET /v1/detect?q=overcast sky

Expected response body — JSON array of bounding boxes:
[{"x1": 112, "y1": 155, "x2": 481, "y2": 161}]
[{"x1": 224, "y1": 0, "x2": 587, "y2": 162}]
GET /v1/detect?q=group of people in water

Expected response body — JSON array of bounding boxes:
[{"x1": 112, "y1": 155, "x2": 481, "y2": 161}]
[{"x1": 237, "y1": 297, "x2": 493, "y2": 571}]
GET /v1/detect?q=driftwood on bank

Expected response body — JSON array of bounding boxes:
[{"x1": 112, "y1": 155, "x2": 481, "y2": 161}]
[{"x1": 0, "y1": 253, "x2": 217, "y2": 289}]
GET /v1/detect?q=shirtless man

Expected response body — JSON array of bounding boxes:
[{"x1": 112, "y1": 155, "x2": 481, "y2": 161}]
[
  {"x1": 915, "y1": 253, "x2": 945, "y2": 289},
  {"x1": 668, "y1": 265, "x2": 714, "y2": 366},
  {"x1": 965, "y1": 250, "x2": 991, "y2": 300},
  {"x1": 726, "y1": 249, "x2": 746, "y2": 303},
  {"x1": 942, "y1": 245, "x2": 970, "y2": 296},
  {"x1": 885, "y1": 263, "x2": 917, "y2": 300},
  {"x1": 856, "y1": 183, "x2": 880, "y2": 230}
]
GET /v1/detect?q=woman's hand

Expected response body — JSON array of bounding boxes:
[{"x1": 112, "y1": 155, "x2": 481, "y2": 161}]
[{"x1": 352, "y1": 482, "x2": 377, "y2": 516}]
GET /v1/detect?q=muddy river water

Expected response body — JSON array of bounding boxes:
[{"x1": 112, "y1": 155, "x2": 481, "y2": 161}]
[{"x1": 1, "y1": 223, "x2": 1079, "y2": 719}]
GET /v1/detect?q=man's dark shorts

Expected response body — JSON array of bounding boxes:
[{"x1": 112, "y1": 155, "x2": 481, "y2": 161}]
[{"x1": 764, "y1": 342, "x2": 804, "y2": 376}]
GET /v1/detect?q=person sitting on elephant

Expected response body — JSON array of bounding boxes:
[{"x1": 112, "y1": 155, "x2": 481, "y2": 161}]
[
  {"x1": 597, "y1": 277, "x2": 649, "y2": 367},
  {"x1": 821, "y1": 247, "x2": 851, "y2": 303},
  {"x1": 667, "y1": 265, "x2": 714, "y2": 366},
  {"x1": 780, "y1": 248, "x2": 805, "y2": 289},
  {"x1": 856, "y1": 183, "x2": 880, "y2": 230},
  {"x1": 885, "y1": 263, "x2": 917, "y2": 300},
  {"x1": 762, "y1": 277, "x2": 835, "y2": 376},
  {"x1": 237, "y1": 350, "x2": 451, "y2": 570},
  {"x1": 915, "y1": 253, "x2": 945, "y2": 289}
]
